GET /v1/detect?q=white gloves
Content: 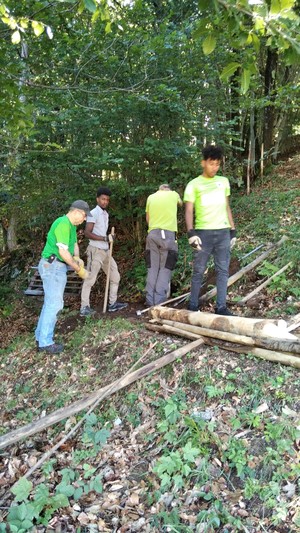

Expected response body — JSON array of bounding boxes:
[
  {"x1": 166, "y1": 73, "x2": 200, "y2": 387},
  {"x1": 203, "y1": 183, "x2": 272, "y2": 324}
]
[
  {"x1": 230, "y1": 229, "x2": 237, "y2": 249},
  {"x1": 187, "y1": 230, "x2": 202, "y2": 251}
]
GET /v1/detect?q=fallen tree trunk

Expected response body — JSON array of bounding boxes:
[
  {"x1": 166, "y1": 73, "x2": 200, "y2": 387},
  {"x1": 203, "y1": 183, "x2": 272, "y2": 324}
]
[
  {"x1": 201, "y1": 235, "x2": 288, "y2": 302},
  {"x1": 149, "y1": 306, "x2": 297, "y2": 341},
  {"x1": 0, "y1": 338, "x2": 204, "y2": 450},
  {"x1": 146, "y1": 324, "x2": 300, "y2": 369},
  {"x1": 155, "y1": 319, "x2": 300, "y2": 355}
]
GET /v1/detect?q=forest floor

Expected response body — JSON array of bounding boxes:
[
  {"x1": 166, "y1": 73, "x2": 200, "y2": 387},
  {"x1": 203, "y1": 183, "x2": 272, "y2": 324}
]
[{"x1": 0, "y1": 156, "x2": 299, "y2": 532}]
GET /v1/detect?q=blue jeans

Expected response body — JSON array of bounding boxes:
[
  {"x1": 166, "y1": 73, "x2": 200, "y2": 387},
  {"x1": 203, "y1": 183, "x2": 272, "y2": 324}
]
[
  {"x1": 189, "y1": 229, "x2": 230, "y2": 310},
  {"x1": 35, "y1": 258, "x2": 67, "y2": 347}
]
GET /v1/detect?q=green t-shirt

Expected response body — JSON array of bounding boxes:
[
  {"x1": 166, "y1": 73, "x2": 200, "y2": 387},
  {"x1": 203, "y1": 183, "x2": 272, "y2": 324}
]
[
  {"x1": 42, "y1": 215, "x2": 77, "y2": 260},
  {"x1": 183, "y1": 175, "x2": 230, "y2": 229},
  {"x1": 146, "y1": 190, "x2": 181, "y2": 232}
]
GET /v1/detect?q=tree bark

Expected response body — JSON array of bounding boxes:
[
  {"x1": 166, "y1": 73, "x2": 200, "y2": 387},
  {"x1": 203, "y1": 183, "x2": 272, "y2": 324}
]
[
  {"x1": 149, "y1": 306, "x2": 297, "y2": 341},
  {"x1": 153, "y1": 319, "x2": 300, "y2": 354},
  {"x1": 146, "y1": 324, "x2": 300, "y2": 369}
]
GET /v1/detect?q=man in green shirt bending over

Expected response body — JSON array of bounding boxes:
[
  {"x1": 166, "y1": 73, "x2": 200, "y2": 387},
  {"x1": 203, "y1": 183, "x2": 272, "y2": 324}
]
[
  {"x1": 35, "y1": 200, "x2": 90, "y2": 354},
  {"x1": 145, "y1": 184, "x2": 182, "y2": 306},
  {"x1": 184, "y1": 145, "x2": 236, "y2": 315}
]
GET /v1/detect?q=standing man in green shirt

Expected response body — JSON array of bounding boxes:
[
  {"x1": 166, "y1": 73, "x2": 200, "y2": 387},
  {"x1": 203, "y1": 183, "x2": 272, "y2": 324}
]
[
  {"x1": 145, "y1": 184, "x2": 182, "y2": 306},
  {"x1": 35, "y1": 200, "x2": 90, "y2": 354},
  {"x1": 184, "y1": 145, "x2": 236, "y2": 315}
]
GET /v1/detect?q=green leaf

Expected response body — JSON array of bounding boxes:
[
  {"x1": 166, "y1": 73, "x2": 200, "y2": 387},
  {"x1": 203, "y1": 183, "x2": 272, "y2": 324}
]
[
  {"x1": 241, "y1": 68, "x2": 251, "y2": 94},
  {"x1": 202, "y1": 34, "x2": 216, "y2": 55},
  {"x1": 11, "y1": 477, "x2": 33, "y2": 502},
  {"x1": 31, "y1": 20, "x2": 45, "y2": 37},
  {"x1": 220, "y1": 62, "x2": 240, "y2": 81},
  {"x1": 94, "y1": 428, "x2": 110, "y2": 445},
  {"x1": 92, "y1": 474, "x2": 103, "y2": 493},
  {"x1": 84, "y1": 0, "x2": 97, "y2": 13},
  {"x1": 11, "y1": 30, "x2": 21, "y2": 44},
  {"x1": 182, "y1": 441, "x2": 201, "y2": 462}
]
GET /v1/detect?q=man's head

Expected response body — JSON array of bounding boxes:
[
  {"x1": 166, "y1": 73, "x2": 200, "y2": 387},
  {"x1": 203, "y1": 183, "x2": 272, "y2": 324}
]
[
  {"x1": 159, "y1": 184, "x2": 171, "y2": 191},
  {"x1": 201, "y1": 144, "x2": 223, "y2": 178},
  {"x1": 68, "y1": 199, "x2": 92, "y2": 225},
  {"x1": 96, "y1": 186, "x2": 111, "y2": 210}
]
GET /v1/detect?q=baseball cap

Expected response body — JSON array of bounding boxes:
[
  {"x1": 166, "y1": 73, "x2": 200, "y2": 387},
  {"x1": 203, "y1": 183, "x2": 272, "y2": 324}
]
[{"x1": 70, "y1": 200, "x2": 92, "y2": 217}]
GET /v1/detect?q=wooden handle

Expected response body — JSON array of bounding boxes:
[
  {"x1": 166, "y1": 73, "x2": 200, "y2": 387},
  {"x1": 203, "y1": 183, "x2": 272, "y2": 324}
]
[{"x1": 103, "y1": 226, "x2": 115, "y2": 313}]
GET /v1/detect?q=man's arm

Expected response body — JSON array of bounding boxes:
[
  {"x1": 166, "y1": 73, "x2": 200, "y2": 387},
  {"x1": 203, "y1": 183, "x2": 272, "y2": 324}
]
[
  {"x1": 146, "y1": 212, "x2": 149, "y2": 226},
  {"x1": 226, "y1": 197, "x2": 235, "y2": 229},
  {"x1": 59, "y1": 247, "x2": 81, "y2": 272},
  {"x1": 185, "y1": 201, "x2": 194, "y2": 231},
  {"x1": 84, "y1": 221, "x2": 107, "y2": 242}
]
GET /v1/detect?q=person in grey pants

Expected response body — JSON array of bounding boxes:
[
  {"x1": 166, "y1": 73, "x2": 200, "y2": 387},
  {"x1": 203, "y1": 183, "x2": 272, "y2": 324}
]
[{"x1": 145, "y1": 184, "x2": 182, "y2": 306}]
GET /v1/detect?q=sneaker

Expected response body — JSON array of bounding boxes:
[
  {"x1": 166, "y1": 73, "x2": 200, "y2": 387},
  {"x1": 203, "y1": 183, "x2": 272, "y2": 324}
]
[
  {"x1": 108, "y1": 301, "x2": 128, "y2": 312},
  {"x1": 39, "y1": 343, "x2": 64, "y2": 354},
  {"x1": 80, "y1": 306, "x2": 96, "y2": 317},
  {"x1": 215, "y1": 307, "x2": 235, "y2": 316}
]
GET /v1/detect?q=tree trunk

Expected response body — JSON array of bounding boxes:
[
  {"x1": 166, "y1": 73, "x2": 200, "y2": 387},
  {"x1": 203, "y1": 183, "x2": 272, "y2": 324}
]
[
  {"x1": 149, "y1": 306, "x2": 297, "y2": 341},
  {"x1": 263, "y1": 49, "x2": 278, "y2": 160}
]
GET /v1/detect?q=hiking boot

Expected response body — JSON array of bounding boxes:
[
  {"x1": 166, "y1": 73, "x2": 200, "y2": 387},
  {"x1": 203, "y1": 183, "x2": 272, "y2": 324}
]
[
  {"x1": 108, "y1": 301, "x2": 128, "y2": 312},
  {"x1": 39, "y1": 343, "x2": 64, "y2": 354},
  {"x1": 80, "y1": 306, "x2": 96, "y2": 317},
  {"x1": 215, "y1": 307, "x2": 235, "y2": 316}
]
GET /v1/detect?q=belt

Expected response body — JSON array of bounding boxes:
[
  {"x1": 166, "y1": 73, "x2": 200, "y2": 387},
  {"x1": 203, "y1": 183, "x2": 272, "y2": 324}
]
[{"x1": 45, "y1": 254, "x2": 65, "y2": 264}]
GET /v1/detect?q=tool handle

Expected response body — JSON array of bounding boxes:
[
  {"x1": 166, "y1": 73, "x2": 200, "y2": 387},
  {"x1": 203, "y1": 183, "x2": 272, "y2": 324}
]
[{"x1": 103, "y1": 227, "x2": 115, "y2": 313}]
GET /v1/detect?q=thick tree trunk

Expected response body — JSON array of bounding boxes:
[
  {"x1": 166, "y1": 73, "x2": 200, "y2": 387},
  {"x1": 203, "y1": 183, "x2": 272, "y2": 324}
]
[{"x1": 149, "y1": 306, "x2": 297, "y2": 341}]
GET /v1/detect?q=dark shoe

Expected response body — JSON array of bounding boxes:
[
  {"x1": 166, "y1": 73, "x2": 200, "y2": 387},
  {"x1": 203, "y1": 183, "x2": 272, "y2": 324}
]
[
  {"x1": 39, "y1": 343, "x2": 64, "y2": 354},
  {"x1": 80, "y1": 306, "x2": 96, "y2": 317},
  {"x1": 215, "y1": 307, "x2": 235, "y2": 316},
  {"x1": 188, "y1": 304, "x2": 199, "y2": 312},
  {"x1": 108, "y1": 301, "x2": 128, "y2": 312}
]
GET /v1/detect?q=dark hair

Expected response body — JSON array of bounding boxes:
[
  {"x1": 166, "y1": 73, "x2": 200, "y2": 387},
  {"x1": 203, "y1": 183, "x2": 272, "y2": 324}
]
[
  {"x1": 97, "y1": 186, "x2": 112, "y2": 197},
  {"x1": 202, "y1": 145, "x2": 223, "y2": 161}
]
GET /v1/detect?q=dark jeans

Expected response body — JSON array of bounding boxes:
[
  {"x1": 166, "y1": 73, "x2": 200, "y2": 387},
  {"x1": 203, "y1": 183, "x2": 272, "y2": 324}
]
[{"x1": 189, "y1": 229, "x2": 231, "y2": 310}]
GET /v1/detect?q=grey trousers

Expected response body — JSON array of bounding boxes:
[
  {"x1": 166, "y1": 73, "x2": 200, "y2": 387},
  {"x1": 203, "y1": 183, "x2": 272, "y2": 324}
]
[{"x1": 145, "y1": 229, "x2": 178, "y2": 306}]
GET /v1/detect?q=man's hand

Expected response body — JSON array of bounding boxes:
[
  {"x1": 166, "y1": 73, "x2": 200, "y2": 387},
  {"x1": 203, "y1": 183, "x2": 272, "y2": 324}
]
[
  {"x1": 187, "y1": 229, "x2": 202, "y2": 251},
  {"x1": 230, "y1": 229, "x2": 237, "y2": 249},
  {"x1": 108, "y1": 233, "x2": 114, "y2": 243},
  {"x1": 77, "y1": 265, "x2": 89, "y2": 279},
  {"x1": 73, "y1": 256, "x2": 84, "y2": 268}
]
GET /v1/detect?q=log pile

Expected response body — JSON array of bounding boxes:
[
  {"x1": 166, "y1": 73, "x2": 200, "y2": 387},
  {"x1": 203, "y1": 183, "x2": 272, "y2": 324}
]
[{"x1": 146, "y1": 306, "x2": 300, "y2": 369}]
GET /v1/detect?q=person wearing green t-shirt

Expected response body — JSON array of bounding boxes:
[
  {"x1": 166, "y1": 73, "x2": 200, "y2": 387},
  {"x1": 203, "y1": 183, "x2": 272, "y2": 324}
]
[
  {"x1": 35, "y1": 200, "x2": 91, "y2": 354},
  {"x1": 145, "y1": 184, "x2": 182, "y2": 306},
  {"x1": 184, "y1": 145, "x2": 236, "y2": 315}
]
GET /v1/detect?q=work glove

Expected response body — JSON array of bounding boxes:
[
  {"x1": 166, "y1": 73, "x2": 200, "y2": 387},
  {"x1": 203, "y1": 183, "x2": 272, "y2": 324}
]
[
  {"x1": 187, "y1": 229, "x2": 202, "y2": 251},
  {"x1": 73, "y1": 256, "x2": 84, "y2": 268},
  {"x1": 230, "y1": 229, "x2": 237, "y2": 249},
  {"x1": 76, "y1": 265, "x2": 89, "y2": 279}
]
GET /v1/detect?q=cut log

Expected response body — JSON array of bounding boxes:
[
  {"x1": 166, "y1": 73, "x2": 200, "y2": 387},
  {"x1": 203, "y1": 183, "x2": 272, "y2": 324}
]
[
  {"x1": 237, "y1": 262, "x2": 292, "y2": 305},
  {"x1": 0, "y1": 338, "x2": 204, "y2": 450},
  {"x1": 149, "y1": 306, "x2": 297, "y2": 341},
  {"x1": 201, "y1": 235, "x2": 288, "y2": 302},
  {"x1": 155, "y1": 319, "x2": 300, "y2": 355},
  {"x1": 146, "y1": 324, "x2": 300, "y2": 369}
]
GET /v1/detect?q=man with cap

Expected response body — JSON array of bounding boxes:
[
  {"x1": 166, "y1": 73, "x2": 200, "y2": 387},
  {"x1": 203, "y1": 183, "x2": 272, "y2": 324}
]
[
  {"x1": 35, "y1": 200, "x2": 90, "y2": 354},
  {"x1": 80, "y1": 187, "x2": 128, "y2": 316},
  {"x1": 145, "y1": 184, "x2": 182, "y2": 306}
]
